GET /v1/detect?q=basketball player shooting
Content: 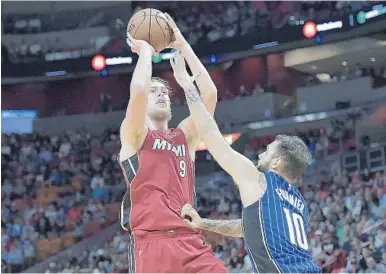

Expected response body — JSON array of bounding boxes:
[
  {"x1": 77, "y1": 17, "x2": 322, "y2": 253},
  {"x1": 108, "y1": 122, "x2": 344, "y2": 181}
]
[
  {"x1": 118, "y1": 13, "x2": 227, "y2": 273},
  {"x1": 170, "y1": 52, "x2": 321, "y2": 273}
]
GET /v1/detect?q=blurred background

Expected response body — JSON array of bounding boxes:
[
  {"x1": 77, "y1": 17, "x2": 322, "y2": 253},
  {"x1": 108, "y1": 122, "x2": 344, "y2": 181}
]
[{"x1": 1, "y1": 1, "x2": 386, "y2": 273}]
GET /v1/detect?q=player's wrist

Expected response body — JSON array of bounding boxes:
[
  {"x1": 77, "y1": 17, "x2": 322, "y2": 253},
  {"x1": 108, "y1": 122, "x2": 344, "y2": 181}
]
[
  {"x1": 199, "y1": 218, "x2": 209, "y2": 230},
  {"x1": 139, "y1": 43, "x2": 154, "y2": 55},
  {"x1": 179, "y1": 44, "x2": 193, "y2": 56}
]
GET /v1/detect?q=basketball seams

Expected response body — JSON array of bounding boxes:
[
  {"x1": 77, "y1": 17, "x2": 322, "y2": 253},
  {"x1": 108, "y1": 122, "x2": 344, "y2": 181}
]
[
  {"x1": 129, "y1": 11, "x2": 146, "y2": 23},
  {"x1": 148, "y1": 9, "x2": 152, "y2": 49},
  {"x1": 131, "y1": 15, "x2": 147, "y2": 39},
  {"x1": 154, "y1": 12, "x2": 167, "y2": 50},
  {"x1": 128, "y1": 8, "x2": 171, "y2": 52}
]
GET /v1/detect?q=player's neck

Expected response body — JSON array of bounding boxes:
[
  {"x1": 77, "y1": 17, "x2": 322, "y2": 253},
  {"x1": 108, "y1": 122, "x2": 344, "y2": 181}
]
[
  {"x1": 147, "y1": 119, "x2": 168, "y2": 132},
  {"x1": 271, "y1": 169, "x2": 295, "y2": 185}
]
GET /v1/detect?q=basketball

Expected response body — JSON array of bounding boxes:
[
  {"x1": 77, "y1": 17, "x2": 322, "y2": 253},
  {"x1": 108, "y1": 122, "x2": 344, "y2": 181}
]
[{"x1": 127, "y1": 8, "x2": 173, "y2": 52}]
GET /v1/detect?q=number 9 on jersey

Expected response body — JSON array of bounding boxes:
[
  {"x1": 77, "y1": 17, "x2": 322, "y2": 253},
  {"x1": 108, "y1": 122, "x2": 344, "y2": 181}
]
[{"x1": 179, "y1": 160, "x2": 186, "y2": 178}]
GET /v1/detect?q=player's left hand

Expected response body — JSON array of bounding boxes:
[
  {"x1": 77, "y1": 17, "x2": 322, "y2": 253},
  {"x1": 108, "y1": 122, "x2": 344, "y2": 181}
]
[
  {"x1": 181, "y1": 203, "x2": 202, "y2": 229},
  {"x1": 126, "y1": 32, "x2": 156, "y2": 56},
  {"x1": 164, "y1": 13, "x2": 189, "y2": 50},
  {"x1": 170, "y1": 51, "x2": 200, "y2": 90}
]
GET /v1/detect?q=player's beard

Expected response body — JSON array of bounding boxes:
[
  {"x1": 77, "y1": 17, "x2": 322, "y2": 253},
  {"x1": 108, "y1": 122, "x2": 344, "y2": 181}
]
[{"x1": 256, "y1": 160, "x2": 270, "y2": 173}]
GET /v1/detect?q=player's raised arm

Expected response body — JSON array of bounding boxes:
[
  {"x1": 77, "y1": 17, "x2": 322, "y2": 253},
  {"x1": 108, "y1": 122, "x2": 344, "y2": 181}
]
[
  {"x1": 165, "y1": 13, "x2": 217, "y2": 144},
  {"x1": 165, "y1": 13, "x2": 217, "y2": 115},
  {"x1": 120, "y1": 34, "x2": 155, "y2": 146},
  {"x1": 170, "y1": 53, "x2": 267, "y2": 206}
]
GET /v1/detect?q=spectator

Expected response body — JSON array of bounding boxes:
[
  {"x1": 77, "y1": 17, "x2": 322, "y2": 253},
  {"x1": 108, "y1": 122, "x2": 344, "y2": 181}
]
[
  {"x1": 252, "y1": 83, "x2": 264, "y2": 94},
  {"x1": 6, "y1": 239, "x2": 24, "y2": 273},
  {"x1": 22, "y1": 240, "x2": 36, "y2": 267},
  {"x1": 35, "y1": 217, "x2": 52, "y2": 239}
]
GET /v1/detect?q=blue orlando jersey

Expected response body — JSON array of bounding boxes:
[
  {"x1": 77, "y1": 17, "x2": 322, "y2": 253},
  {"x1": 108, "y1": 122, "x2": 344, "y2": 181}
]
[{"x1": 242, "y1": 171, "x2": 321, "y2": 273}]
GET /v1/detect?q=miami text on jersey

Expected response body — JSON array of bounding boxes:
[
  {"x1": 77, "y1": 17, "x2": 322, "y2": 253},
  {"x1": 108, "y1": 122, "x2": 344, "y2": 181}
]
[{"x1": 152, "y1": 138, "x2": 187, "y2": 157}]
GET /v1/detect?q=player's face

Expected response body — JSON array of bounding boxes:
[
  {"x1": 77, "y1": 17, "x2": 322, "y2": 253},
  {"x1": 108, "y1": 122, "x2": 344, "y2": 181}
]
[
  {"x1": 147, "y1": 81, "x2": 172, "y2": 121},
  {"x1": 256, "y1": 141, "x2": 281, "y2": 173}
]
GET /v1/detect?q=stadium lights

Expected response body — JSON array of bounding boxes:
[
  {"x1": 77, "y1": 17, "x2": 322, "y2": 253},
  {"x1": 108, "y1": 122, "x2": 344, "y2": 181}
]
[
  {"x1": 302, "y1": 20, "x2": 343, "y2": 39},
  {"x1": 357, "y1": 4, "x2": 386, "y2": 24},
  {"x1": 91, "y1": 55, "x2": 133, "y2": 71}
]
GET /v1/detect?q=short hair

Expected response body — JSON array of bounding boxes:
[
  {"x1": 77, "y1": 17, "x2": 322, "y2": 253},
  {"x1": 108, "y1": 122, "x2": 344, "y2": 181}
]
[
  {"x1": 274, "y1": 135, "x2": 312, "y2": 180},
  {"x1": 151, "y1": 77, "x2": 173, "y2": 96}
]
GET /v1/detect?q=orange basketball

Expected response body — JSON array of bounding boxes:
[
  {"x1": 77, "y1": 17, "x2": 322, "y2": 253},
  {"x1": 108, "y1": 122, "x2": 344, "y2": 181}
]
[{"x1": 127, "y1": 8, "x2": 173, "y2": 52}]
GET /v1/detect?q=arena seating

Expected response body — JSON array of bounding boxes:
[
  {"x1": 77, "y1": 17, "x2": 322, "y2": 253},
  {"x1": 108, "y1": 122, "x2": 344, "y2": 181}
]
[
  {"x1": 2, "y1": 105, "x2": 384, "y2": 273},
  {"x1": 2, "y1": 2, "x2": 386, "y2": 273},
  {"x1": 1, "y1": 129, "x2": 123, "y2": 272},
  {"x1": 2, "y1": 1, "x2": 373, "y2": 63},
  {"x1": 40, "y1": 139, "x2": 385, "y2": 273}
]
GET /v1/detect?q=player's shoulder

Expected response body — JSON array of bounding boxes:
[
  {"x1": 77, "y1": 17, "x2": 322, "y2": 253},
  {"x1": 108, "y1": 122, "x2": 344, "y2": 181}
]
[{"x1": 119, "y1": 128, "x2": 150, "y2": 162}]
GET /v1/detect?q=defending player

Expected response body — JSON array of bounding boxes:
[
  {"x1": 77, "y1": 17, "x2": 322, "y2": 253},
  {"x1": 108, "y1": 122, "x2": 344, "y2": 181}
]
[
  {"x1": 170, "y1": 52, "x2": 321, "y2": 273},
  {"x1": 118, "y1": 14, "x2": 227, "y2": 273}
]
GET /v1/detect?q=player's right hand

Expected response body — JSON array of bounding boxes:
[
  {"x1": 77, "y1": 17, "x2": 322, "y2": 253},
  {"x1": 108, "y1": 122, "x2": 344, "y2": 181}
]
[
  {"x1": 170, "y1": 51, "x2": 200, "y2": 91},
  {"x1": 126, "y1": 32, "x2": 156, "y2": 55},
  {"x1": 164, "y1": 13, "x2": 189, "y2": 50},
  {"x1": 181, "y1": 204, "x2": 202, "y2": 229}
]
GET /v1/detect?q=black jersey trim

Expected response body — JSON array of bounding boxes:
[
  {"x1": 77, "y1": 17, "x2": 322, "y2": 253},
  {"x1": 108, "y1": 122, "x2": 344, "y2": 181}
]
[
  {"x1": 119, "y1": 153, "x2": 139, "y2": 185},
  {"x1": 118, "y1": 153, "x2": 139, "y2": 232},
  {"x1": 128, "y1": 234, "x2": 136, "y2": 273},
  {"x1": 242, "y1": 200, "x2": 282, "y2": 273}
]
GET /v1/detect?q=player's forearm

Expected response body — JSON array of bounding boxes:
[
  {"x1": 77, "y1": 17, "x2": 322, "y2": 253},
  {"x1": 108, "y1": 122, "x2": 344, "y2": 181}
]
[
  {"x1": 121, "y1": 48, "x2": 152, "y2": 138},
  {"x1": 181, "y1": 45, "x2": 217, "y2": 113},
  {"x1": 183, "y1": 84, "x2": 236, "y2": 176},
  {"x1": 201, "y1": 218, "x2": 243, "y2": 237},
  {"x1": 130, "y1": 47, "x2": 153, "y2": 95}
]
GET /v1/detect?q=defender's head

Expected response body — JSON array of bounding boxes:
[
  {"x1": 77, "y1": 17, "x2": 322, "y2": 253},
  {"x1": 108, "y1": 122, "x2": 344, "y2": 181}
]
[
  {"x1": 147, "y1": 77, "x2": 172, "y2": 122},
  {"x1": 256, "y1": 135, "x2": 312, "y2": 181}
]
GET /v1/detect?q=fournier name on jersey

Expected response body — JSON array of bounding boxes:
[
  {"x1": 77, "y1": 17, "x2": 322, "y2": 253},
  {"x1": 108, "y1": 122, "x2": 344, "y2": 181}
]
[
  {"x1": 152, "y1": 138, "x2": 187, "y2": 158},
  {"x1": 275, "y1": 187, "x2": 305, "y2": 216}
]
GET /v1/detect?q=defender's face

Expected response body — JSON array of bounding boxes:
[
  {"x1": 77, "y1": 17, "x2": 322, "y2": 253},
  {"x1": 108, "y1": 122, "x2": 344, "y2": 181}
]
[
  {"x1": 147, "y1": 81, "x2": 172, "y2": 121},
  {"x1": 256, "y1": 141, "x2": 279, "y2": 173}
]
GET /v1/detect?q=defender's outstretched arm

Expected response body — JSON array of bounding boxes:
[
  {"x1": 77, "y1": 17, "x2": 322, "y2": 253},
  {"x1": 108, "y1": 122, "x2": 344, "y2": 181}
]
[
  {"x1": 165, "y1": 13, "x2": 217, "y2": 145},
  {"x1": 171, "y1": 53, "x2": 267, "y2": 207},
  {"x1": 181, "y1": 204, "x2": 243, "y2": 237}
]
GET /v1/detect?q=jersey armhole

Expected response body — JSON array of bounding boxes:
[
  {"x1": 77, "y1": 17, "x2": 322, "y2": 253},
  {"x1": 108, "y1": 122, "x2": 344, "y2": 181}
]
[{"x1": 118, "y1": 153, "x2": 140, "y2": 187}]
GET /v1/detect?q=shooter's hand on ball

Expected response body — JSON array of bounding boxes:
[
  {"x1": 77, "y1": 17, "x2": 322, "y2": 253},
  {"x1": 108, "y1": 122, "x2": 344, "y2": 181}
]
[
  {"x1": 170, "y1": 51, "x2": 200, "y2": 90},
  {"x1": 164, "y1": 13, "x2": 189, "y2": 50},
  {"x1": 126, "y1": 32, "x2": 156, "y2": 55},
  {"x1": 181, "y1": 204, "x2": 203, "y2": 229}
]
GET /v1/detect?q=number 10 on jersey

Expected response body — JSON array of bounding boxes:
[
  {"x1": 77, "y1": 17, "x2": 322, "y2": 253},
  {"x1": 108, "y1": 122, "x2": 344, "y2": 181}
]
[{"x1": 283, "y1": 207, "x2": 309, "y2": 250}]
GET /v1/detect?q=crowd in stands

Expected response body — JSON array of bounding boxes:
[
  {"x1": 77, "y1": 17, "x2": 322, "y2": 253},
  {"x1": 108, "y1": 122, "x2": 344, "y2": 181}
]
[
  {"x1": 2, "y1": 1, "x2": 377, "y2": 63},
  {"x1": 136, "y1": 1, "x2": 373, "y2": 45},
  {"x1": 34, "y1": 163, "x2": 386, "y2": 273},
  {"x1": 2, "y1": 101, "x2": 385, "y2": 273},
  {"x1": 1, "y1": 129, "x2": 124, "y2": 273},
  {"x1": 289, "y1": 1, "x2": 372, "y2": 24}
]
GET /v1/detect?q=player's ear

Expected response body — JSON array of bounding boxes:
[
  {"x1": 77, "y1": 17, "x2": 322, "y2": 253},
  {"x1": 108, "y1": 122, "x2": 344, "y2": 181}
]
[{"x1": 271, "y1": 158, "x2": 281, "y2": 169}]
